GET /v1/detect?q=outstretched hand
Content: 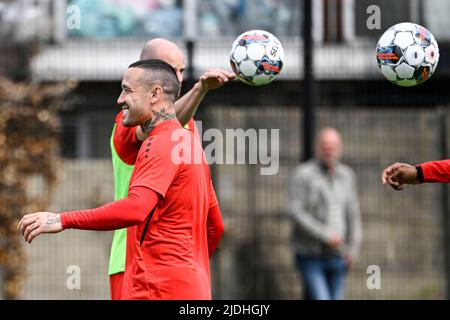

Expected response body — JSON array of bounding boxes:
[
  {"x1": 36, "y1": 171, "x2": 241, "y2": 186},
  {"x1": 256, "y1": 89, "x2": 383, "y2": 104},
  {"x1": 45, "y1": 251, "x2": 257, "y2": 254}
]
[
  {"x1": 381, "y1": 162, "x2": 419, "y2": 190},
  {"x1": 18, "y1": 212, "x2": 63, "y2": 243},
  {"x1": 198, "y1": 69, "x2": 236, "y2": 92}
]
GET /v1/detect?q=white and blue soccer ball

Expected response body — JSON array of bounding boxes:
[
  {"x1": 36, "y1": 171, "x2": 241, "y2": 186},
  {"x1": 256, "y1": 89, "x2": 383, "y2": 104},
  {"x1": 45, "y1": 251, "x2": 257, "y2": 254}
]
[
  {"x1": 376, "y1": 22, "x2": 439, "y2": 87},
  {"x1": 230, "y1": 30, "x2": 285, "y2": 86}
]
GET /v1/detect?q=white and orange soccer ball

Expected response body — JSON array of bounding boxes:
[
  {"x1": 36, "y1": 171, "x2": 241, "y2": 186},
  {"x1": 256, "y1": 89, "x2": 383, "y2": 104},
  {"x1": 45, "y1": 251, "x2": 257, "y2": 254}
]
[
  {"x1": 230, "y1": 30, "x2": 285, "y2": 86},
  {"x1": 376, "y1": 22, "x2": 439, "y2": 87}
]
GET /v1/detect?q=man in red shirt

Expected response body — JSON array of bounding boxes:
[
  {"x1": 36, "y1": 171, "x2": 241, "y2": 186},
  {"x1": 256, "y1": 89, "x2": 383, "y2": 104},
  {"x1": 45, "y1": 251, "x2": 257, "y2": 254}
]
[
  {"x1": 382, "y1": 159, "x2": 450, "y2": 190},
  {"x1": 19, "y1": 59, "x2": 219, "y2": 299},
  {"x1": 109, "y1": 38, "x2": 231, "y2": 299}
]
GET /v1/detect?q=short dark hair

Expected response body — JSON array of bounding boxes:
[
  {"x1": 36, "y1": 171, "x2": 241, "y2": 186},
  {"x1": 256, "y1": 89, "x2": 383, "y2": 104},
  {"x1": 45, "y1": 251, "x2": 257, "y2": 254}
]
[{"x1": 128, "y1": 59, "x2": 180, "y2": 102}]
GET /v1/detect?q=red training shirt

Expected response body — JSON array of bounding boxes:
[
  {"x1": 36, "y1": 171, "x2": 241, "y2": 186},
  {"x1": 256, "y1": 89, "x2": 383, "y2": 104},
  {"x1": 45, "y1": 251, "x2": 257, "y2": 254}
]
[
  {"x1": 62, "y1": 118, "x2": 220, "y2": 299},
  {"x1": 113, "y1": 112, "x2": 223, "y2": 258}
]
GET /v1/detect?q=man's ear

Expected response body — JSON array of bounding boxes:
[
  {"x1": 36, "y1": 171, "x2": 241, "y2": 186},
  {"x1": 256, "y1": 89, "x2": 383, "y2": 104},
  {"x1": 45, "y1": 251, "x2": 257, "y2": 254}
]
[{"x1": 150, "y1": 86, "x2": 163, "y2": 104}]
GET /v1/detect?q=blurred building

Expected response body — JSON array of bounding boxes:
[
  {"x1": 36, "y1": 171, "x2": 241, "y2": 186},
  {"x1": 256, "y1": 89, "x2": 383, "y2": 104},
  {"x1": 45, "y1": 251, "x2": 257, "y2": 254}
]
[{"x1": 1, "y1": 0, "x2": 450, "y2": 299}]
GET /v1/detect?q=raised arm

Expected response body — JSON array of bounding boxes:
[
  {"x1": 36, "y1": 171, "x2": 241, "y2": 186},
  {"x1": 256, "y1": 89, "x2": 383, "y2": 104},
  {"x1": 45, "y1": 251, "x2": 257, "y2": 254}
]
[
  {"x1": 135, "y1": 69, "x2": 235, "y2": 141},
  {"x1": 175, "y1": 69, "x2": 235, "y2": 126}
]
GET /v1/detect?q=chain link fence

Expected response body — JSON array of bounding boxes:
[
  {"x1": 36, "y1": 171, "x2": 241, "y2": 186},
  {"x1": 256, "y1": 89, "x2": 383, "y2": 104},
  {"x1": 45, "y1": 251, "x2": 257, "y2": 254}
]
[{"x1": 0, "y1": 0, "x2": 449, "y2": 300}]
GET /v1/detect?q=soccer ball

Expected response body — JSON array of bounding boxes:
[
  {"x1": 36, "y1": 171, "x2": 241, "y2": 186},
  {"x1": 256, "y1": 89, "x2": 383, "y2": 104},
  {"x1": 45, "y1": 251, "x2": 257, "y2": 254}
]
[
  {"x1": 376, "y1": 22, "x2": 439, "y2": 87},
  {"x1": 230, "y1": 30, "x2": 285, "y2": 86}
]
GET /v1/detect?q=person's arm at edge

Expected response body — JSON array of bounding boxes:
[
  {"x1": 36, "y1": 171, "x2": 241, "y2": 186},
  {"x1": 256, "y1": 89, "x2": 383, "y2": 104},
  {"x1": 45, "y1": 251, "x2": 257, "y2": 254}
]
[{"x1": 381, "y1": 160, "x2": 450, "y2": 190}]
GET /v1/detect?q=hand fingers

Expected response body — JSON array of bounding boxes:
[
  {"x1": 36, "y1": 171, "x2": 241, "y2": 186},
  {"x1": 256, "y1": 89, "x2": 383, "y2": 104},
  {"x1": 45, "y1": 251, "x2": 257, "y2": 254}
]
[
  {"x1": 387, "y1": 173, "x2": 398, "y2": 186},
  {"x1": 204, "y1": 69, "x2": 235, "y2": 81},
  {"x1": 19, "y1": 216, "x2": 36, "y2": 236},
  {"x1": 212, "y1": 74, "x2": 228, "y2": 83},
  {"x1": 18, "y1": 213, "x2": 35, "y2": 232},
  {"x1": 381, "y1": 162, "x2": 405, "y2": 184},
  {"x1": 200, "y1": 75, "x2": 228, "y2": 89},
  {"x1": 389, "y1": 169, "x2": 405, "y2": 184},
  {"x1": 222, "y1": 71, "x2": 236, "y2": 80},
  {"x1": 382, "y1": 168, "x2": 397, "y2": 185},
  {"x1": 26, "y1": 228, "x2": 41, "y2": 244},
  {"x1": 206, "y1": 68, "x2": 235, "y2": 77},
  {"x1": 18, "y1": 217, "x2": 24, "y2": 232},
  {"x1": 391, "y1": 183, "x2": 404, "y2": 191},
  {"x1": 381, "y1": 169, "x2": 389, "y2": 184},
  {"x1": 387, "y1": 179, "x2": 402, "y2": 190},
  {"x1": 20, "y1": 218, "x2": 35, "y2": 236},
  {"x1": 24, "y1": 222, "x2": 40, "y2": 241},
  {"x1": 202, "y1": 72, "x2": 228, "y2": 83},
  {"x1": 387, "y1": 173, "x2": 404, "y2": 191}
]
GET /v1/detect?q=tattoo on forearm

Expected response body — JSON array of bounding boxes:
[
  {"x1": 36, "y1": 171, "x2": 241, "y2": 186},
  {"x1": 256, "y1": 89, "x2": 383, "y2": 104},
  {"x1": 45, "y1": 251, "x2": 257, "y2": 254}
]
[{"x1": 143, "y1": 108, "x2": 176, "y2": 134}]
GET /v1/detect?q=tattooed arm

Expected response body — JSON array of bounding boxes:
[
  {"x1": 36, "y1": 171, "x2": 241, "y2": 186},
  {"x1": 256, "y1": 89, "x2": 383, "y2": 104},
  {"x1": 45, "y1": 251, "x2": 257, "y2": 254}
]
[{"x1": 18, "y1": 212, "x2": 62, "y2": 243}]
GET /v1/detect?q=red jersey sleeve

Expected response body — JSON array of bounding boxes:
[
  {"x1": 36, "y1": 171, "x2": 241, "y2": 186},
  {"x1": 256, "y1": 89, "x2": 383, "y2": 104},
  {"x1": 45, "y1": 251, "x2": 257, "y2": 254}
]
[
  {"x1": 60, "y1": 186, "x2": 160, "y2": 230},
  {"x1": 129, "y1": 135, "x2": 180, "y2": 198},
  {"x1": 113, "y1": 111, "x2": 142, "y2": 165},
  {"x1": 418, "y1": 159, "x2": 450, "y2": 183}
]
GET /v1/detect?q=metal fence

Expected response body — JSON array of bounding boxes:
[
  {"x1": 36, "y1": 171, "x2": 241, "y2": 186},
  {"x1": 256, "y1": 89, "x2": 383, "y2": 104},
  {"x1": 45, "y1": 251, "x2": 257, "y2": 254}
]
[
  {"x1": 206, "y1": 104, "x2": 448, "y2": 299},
  {"x1": 12, "y1": 102, "x2": 448, "y2": 300}
]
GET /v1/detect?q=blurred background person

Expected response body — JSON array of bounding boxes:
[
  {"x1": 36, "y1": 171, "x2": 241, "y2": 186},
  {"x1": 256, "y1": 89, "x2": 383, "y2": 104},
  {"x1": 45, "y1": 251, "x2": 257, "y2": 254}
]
[{"x1": 287, "y1": 128, "x2": 362, "y2": 300}]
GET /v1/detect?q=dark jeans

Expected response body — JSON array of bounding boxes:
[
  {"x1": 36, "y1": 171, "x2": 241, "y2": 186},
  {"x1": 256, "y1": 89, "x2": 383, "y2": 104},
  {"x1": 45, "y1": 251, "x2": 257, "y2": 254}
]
[{"x1": 295, "y1": 253, "x2": 348, "y2": 300}]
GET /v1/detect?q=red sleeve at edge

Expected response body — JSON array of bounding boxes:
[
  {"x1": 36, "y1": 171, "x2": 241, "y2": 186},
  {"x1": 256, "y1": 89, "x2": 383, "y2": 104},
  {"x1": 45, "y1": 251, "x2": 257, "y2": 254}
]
[{"x1": 419, "y1": 159, "x2": 450, "y2": 183}]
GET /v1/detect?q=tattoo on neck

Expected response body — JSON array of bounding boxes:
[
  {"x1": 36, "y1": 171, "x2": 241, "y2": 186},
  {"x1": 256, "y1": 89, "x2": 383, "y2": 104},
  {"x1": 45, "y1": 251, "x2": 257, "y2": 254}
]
[{"x1": 143, "y1": 108, "x2": 175, "y2": 134}]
